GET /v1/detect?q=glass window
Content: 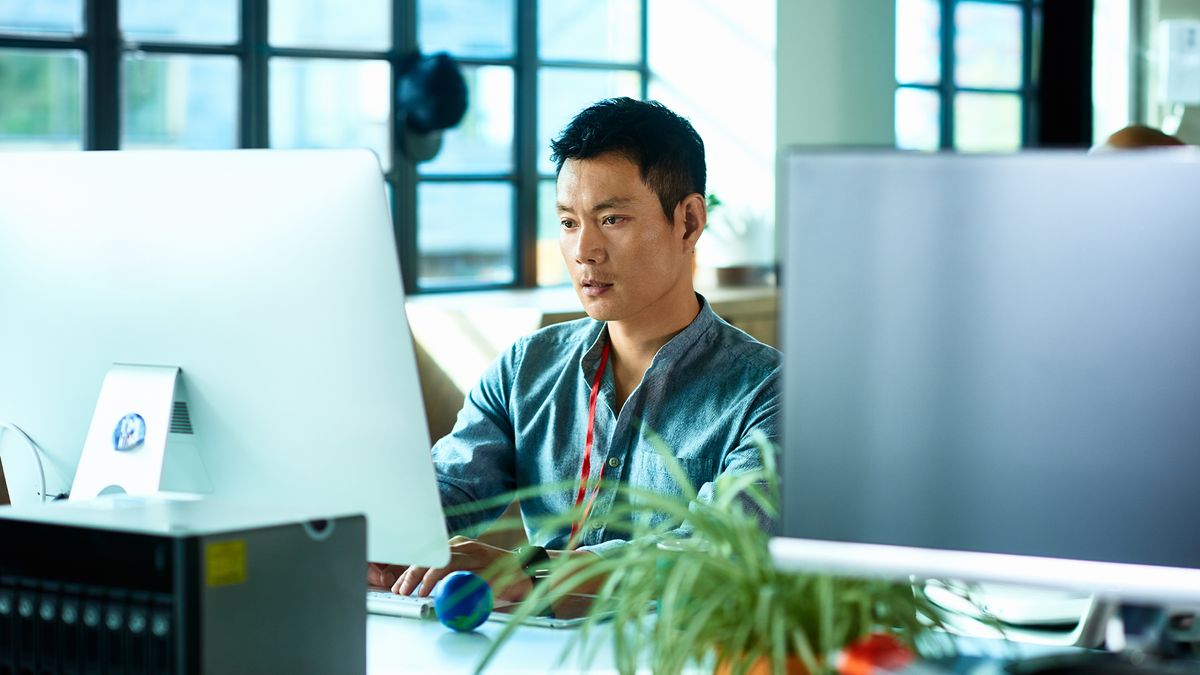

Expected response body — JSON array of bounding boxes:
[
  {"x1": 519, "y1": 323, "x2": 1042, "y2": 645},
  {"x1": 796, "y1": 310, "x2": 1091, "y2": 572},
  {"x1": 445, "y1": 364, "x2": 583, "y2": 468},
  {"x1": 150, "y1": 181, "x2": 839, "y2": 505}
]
[
  {"x1": 420, "y1": 0, "x2": 514, "y2": 58},
  {"x1": 954, "y1": 92, "x2": 1021, "y2": 152},
  {"x1": 123, "y1": 54, "x2": 238, "y2": 150},
  {"x1": 955, "y1": 1, "x2": 1023, "y2": 89},
  {"x1": 270, "y1": 0, "x2": 391, "y2": 51},
  {"x1": 895, "y1": 87, "x2": 941, "y2": 152},
  {"x1": 539, "y1": 0, "x2": 641, "y2": 64},
  {"x1": 418, "y1": 182, "x2": 515, "y2": 288},
  {"x1": 418, "y1": 65, "x2": 513, "y2": 175},
  {"x1": 0, "y1": 0, "x2": 82, "y2": 36},
  {"x1": 0, "y1": 48, "x2": 83, "y2": 150},
  {"x1": 537, "y1": 178, "x2": 568, "y2": 286},
  {"x1": 1092, "y1": 0, "x2": 1130, "y2": 144},
  {"x1": 895, "y1": 0, "x2": 941, "y2": 85},
  {"x1": 537, "y1": 68, "x2": 640, "y2": 174},
  {"x1": 121, "y1": 0, "x2": 238, "y2": 45},
  {"x1": 270, "y1": 58, "x2": 391, "y2": 168}
]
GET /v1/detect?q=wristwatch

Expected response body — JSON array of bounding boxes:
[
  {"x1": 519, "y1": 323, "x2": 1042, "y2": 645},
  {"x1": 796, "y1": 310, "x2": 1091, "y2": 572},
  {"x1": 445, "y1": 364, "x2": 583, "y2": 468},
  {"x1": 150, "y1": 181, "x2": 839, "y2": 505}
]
[{"x1": 513, "y1": 544, "x2": 552, "y2": 585}]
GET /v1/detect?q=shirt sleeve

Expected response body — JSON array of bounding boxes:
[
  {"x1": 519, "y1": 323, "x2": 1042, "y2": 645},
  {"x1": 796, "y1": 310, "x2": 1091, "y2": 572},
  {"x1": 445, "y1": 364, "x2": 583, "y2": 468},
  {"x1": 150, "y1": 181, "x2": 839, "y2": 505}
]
[
  {"x1": 431, "y1": 344, "x2": 521, "y2": 536},
  {"x1": 578, "y1": 367, "x2": 782, "y2": 558}
]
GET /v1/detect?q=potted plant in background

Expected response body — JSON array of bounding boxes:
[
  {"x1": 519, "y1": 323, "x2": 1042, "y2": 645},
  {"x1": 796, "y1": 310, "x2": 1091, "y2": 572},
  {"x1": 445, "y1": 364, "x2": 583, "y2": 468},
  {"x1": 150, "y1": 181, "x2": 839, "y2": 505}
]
[
  {"x1": 466, "y1": 432, "x2": 988, "y2": 675},
  {"x1": 699, "y1": 195, "x2": 776, "y2": 287}
]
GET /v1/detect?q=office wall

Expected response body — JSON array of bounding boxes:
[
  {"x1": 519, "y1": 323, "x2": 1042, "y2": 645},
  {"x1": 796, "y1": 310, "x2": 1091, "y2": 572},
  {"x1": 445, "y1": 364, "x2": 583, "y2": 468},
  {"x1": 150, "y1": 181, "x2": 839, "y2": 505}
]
[
  {"x1": 776, "y1": 0, "x2": 896, "y2": 149},
  {"x1": 775, "y1": 1, "x2": 896, "y2": 255}
]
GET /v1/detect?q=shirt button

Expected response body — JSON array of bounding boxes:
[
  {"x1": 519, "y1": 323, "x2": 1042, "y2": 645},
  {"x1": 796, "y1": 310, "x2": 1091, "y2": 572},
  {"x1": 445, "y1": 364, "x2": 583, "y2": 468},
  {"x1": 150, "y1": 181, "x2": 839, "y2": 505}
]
[{"x1": 607, "y1": 457, "x2": 621, "y2": 468}]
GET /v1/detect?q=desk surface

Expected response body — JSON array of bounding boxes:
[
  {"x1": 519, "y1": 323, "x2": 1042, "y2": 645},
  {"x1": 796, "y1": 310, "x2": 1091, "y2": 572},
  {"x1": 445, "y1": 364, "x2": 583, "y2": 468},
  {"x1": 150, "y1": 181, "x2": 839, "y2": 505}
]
[
  {"x1": 367, "y1": 614, "x2": 620, "y2": 674},
  {"x1": 365, "y1": 614, "x2": 1053, "y2": 674}
]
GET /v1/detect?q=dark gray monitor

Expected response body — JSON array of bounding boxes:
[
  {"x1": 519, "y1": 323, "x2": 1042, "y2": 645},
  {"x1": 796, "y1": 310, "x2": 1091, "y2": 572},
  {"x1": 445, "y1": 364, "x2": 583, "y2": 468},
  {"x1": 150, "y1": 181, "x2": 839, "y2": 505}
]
[{"x1": 773, "y1": 150, "x2": 1200, "y2": 605}]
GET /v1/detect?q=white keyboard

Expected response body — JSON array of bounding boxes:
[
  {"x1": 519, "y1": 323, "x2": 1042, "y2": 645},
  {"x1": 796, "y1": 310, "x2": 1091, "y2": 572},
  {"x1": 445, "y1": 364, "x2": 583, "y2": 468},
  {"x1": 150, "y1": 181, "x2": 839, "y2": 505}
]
[{"x1": 366, "y1": 588, "x2": 436, "y2": 619}]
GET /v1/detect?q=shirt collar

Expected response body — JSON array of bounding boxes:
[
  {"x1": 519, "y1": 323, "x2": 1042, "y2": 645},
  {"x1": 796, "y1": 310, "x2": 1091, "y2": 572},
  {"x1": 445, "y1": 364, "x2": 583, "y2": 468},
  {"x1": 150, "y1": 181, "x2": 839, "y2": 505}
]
[{"x1": 579, "y1": 293, "x2": 715, "y2": 380}]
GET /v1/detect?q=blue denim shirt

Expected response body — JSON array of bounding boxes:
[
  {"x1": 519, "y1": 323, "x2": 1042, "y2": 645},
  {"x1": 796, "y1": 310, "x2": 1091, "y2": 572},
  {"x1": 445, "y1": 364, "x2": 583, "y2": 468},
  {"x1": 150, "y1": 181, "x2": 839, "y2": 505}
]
[{"x1": 431, "y1": 294, "x2": 781, "y2": 556}]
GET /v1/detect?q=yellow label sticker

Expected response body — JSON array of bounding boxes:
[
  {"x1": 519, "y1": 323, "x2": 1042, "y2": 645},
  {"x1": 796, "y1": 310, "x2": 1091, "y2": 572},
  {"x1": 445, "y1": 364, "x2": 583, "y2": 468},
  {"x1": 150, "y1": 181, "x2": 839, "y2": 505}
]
[{"x1": 205, "y1": 540, "x2": 247, "y2": 587}]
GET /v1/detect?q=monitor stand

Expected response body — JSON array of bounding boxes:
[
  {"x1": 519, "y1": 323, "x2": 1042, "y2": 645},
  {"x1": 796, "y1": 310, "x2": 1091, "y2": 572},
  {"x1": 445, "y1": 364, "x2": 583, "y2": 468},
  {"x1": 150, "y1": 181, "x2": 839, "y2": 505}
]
[
  {"x1": 70, "y1": 364, "x2": 212, "y2": 501},
  {"x1": 1006, "y1": 604, "x2": 1200, "y2": 674}
]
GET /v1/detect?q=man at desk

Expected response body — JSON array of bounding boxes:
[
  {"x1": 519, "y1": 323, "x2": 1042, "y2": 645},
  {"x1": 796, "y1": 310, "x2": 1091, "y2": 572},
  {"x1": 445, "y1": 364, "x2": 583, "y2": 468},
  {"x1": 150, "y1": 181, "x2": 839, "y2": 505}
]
[{"x1": 370, "y1": 97, "x2": 780, "y2": 600}]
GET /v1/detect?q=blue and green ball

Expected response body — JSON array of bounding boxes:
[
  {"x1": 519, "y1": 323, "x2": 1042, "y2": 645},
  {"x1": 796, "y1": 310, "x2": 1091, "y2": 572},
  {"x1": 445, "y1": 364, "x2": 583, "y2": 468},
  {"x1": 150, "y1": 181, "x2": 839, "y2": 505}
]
[{"x1": 434, "y1": 571, "x2": 494, "y2": 632}]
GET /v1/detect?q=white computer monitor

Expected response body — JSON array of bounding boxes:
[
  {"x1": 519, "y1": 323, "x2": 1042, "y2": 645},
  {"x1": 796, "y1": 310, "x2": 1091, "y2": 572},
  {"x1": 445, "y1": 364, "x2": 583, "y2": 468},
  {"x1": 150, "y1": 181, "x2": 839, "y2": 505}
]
[
  {"x1": 772, "y1": 149, "x2": 1200, "y2": 606},
  {"x1": 0, "y1": 149, "x2": 449, "y2": 567}
]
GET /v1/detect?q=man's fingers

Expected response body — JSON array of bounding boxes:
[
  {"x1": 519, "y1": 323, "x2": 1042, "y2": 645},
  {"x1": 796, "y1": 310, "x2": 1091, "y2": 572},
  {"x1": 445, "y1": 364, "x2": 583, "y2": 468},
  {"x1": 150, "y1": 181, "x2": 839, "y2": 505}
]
[
  {"x1": 416, "y1": 567, "x2": 453, "y2": 598},
  {"x1": 387, "y1": 538, "x2": 507, "y2": 598},
  {"x1": 394, "y1": 566, "x2": 428, "y2": 596},
  {"x1": 368, "y1": 563, "x2": 408, "y2": 588},
  {"x1": 367, "y1": 563, "x2": 395, "y2": 588}
]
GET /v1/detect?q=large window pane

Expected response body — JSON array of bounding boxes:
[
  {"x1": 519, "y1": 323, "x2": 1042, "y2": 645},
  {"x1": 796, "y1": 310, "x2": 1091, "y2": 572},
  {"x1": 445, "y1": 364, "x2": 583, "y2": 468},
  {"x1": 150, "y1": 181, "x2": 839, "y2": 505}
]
[
  {"x1": 420, "y1": 0, "x2": 514, "y2": 59},
  {"x1": 537, "y1": 179, "x2": 568, "y2": 286},
  {"x1": 270, "y1": 58, "x2": 391, "y2": 168},
  {"x1": 895, "y1": 0, "x2": 941, "y2": 85},
  {"x1": 271, "y1": 0, "x2": 390, "y2": 51},
  {"x1": 121, "y1": 0, "x2": 238, "y2": 44},
  {"x1": 0, "y1": 49, "x2": 82, "y2": 150},
  {"x1": 123, "y1": 55, "x2": 238, "y2": 150},
  {"x1": 954, "y1": 92, "x2": 1021, "y2": 152},
  {"x1": 538, "y1": 68, "x2": 640, "y2": 174},
  {"x1": 539, "y1": 0, "x2": 641, "y2": 64},
  {"x1": 419, "y1": 65, "x2": 513, "y2": 175},
  {"x1": 1093, "y1": 0, "x2": 1130, "y2": 144},
  {"x1": 0, "y1": 0, "x2": 82, "y2": 36},
  {"x1": 955, "y1": 1, "x2": 1023, "y2": 89},
  {"x1": 418, "y1": 182, "x2": 515, "y2": 288},
  {"x1": 895, "y1": 87, "x2": 940, "y2": 151}
]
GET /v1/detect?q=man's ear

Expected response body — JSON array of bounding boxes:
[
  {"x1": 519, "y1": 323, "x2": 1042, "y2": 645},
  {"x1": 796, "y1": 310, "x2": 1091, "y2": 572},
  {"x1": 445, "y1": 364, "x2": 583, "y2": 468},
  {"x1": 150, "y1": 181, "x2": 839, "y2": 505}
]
[{"x1": 676, "y1": 193, "x2": 706, "y2": 247}]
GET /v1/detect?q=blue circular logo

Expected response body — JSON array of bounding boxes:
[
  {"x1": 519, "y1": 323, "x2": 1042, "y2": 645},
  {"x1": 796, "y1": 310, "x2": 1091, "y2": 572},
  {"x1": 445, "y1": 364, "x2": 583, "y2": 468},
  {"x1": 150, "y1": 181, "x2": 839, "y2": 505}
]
[{"x1": 112, "y1": 413, "x2": 147, "y2": 451}]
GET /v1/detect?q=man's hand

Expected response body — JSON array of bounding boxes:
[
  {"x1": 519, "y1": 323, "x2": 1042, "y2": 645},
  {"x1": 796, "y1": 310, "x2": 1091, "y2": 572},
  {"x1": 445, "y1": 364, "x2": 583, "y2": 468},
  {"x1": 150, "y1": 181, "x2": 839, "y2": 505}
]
[
  {"x1": 392, "y1": 535, "x2": 532, "y2": 602},
  {"x1": 367, "y1": 562, "x2": 408, "y2": 589}
]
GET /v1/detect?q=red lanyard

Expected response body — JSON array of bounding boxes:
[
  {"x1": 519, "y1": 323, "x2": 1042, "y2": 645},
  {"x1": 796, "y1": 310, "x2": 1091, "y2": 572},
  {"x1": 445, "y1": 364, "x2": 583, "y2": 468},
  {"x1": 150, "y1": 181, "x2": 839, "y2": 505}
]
[{"x1": 568, "y1": 339, "x2": 611, "y2": 548}]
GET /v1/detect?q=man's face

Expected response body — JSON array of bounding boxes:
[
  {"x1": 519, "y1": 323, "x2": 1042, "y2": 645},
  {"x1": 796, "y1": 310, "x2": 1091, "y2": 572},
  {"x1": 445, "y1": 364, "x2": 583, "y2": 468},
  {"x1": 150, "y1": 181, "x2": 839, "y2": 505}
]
[{"x1": 556, "y1": 152, "x2": 696, "y2": 323}]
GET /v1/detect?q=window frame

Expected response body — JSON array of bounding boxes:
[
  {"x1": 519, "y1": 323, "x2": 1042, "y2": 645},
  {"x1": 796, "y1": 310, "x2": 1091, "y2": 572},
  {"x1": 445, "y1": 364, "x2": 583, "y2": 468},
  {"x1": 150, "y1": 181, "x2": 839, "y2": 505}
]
[
  {"x1": 0, "y1": 0, "x2": 649, "y2": 294},
  {"x1": 896, "y1": 0, "x2": 1040, "y2": 150}
]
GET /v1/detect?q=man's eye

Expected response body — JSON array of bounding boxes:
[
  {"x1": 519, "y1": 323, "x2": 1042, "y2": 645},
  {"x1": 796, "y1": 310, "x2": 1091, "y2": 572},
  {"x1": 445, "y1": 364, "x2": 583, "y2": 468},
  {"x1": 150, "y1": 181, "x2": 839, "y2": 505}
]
[
  {"x1": 561, "y1": 219, "x2": 576, "y2": 229},
  {"x1": 602, "y1": 215, "x2": 621, "y2": 225}
]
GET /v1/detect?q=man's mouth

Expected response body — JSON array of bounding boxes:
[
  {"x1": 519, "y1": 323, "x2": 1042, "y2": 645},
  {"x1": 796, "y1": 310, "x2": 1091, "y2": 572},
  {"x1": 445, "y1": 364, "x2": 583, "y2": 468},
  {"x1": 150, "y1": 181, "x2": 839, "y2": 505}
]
[{"x1": 580, "y1": 279, "x2": 614, "y2": 296}]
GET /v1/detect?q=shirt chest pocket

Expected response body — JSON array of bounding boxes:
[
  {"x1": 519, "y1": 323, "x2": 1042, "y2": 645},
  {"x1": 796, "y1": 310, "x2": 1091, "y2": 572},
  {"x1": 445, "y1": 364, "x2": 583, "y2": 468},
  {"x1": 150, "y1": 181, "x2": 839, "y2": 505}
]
[{"x1": 626, "y1": 450, "x2": 719, "y2": 499}]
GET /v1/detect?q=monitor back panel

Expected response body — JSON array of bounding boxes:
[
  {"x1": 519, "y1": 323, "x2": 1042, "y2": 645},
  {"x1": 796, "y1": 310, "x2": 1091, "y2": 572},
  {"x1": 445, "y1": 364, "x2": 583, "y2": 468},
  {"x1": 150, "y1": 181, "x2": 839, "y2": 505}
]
[
  {"x1": 781, "y1": 151, "x2": 1200, "y2": 571},
  {"x1": 0, "y1": 150, "x2": 448, "y2": 566}
]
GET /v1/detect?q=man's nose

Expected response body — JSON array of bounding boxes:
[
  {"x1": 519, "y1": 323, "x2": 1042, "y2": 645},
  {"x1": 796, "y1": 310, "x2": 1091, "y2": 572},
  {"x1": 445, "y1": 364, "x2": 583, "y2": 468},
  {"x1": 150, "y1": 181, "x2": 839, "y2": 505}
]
[{"x1": 574, "y1": 225, "x2": 605, "y2": 264}]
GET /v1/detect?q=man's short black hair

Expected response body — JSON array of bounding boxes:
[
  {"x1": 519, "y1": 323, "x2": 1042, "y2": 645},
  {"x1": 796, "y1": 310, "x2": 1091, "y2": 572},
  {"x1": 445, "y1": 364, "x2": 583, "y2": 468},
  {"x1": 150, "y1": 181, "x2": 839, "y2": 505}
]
[{"x1": 550, "y1": 97, "x2": 706, "y2": 221}]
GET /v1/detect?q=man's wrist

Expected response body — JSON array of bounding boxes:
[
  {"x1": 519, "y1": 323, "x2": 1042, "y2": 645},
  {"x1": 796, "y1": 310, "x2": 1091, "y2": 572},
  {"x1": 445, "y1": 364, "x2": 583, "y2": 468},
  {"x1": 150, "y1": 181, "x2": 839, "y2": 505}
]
[{"x1": 512, "y1": 544, "x2": 552, "y2": 585}]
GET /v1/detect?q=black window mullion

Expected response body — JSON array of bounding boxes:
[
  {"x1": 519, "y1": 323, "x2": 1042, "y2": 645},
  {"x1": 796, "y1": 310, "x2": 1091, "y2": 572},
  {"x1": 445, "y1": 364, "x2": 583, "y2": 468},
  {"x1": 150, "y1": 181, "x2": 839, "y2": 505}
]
[
  {"x1": 0, "y1": 35, "x2": 86, "y2": 49},
  {"x1": 537, "y1": 59, "x2": 642, "y2": 71},
  {"x1": 1021, "y1": 0, "x2": 1037, "y2": 145},
  {"x1": 639, "y1": 0, "x2": 649, "y2": 100},
  {"x1": 515, "y1": 0, "x2": 538, "y2": 287},
  {"x1": 85, "y1": 0, "x2": 119, "y2": 150},
  {"x1": 241, "y1": 0, "x2": 268, "y2": 148},
  {"x1": 939, "y1": 0, "x2": 955, "y2": 150},
  {"x1": 393, "y1": 0, "x2": 420, "y2": 293},
  {"x1": 270, "y1": 46, "x2": 391, "y2": 60},
  {"x1": 124, "y1": 43, "x2": 241, "y2": 57}
]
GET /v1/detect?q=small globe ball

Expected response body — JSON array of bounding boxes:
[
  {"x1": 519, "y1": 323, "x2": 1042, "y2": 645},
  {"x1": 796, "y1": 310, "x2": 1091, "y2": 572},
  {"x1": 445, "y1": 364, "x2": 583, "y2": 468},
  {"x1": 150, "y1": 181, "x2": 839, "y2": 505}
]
[{"x1": 434, "y1": 571, "x2": 494, "y2": 632}]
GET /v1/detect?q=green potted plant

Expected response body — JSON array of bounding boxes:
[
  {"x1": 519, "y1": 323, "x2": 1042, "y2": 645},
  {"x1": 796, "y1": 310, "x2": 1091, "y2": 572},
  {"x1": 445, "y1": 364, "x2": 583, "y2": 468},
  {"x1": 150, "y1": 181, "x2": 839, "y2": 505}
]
[
  {"x1": 700, "y1": 194, "x2": 775, "y2": 287},
  {"x1": 462, "y1": 432, "x2": 985, "y2": 675}
]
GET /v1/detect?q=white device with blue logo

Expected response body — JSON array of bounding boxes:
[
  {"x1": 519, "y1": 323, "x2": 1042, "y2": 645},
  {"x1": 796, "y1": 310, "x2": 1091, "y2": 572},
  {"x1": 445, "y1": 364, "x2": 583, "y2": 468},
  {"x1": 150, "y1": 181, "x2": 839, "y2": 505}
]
[{"x1": 0, "y1": 150, "x2": 450, "y2": 569}]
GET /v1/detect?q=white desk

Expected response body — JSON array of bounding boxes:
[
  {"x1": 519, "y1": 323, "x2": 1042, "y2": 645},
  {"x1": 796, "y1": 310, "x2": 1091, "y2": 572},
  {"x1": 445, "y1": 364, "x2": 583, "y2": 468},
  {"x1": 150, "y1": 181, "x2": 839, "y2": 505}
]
[
  {"x1": 367, "y1": 614, "x2": 621, "y2": 674},
  {"x1": 365, "y1": 613, "x2": 1065, "y2": 674}
]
